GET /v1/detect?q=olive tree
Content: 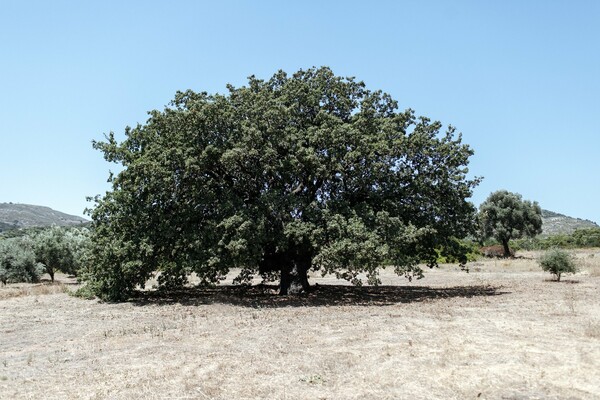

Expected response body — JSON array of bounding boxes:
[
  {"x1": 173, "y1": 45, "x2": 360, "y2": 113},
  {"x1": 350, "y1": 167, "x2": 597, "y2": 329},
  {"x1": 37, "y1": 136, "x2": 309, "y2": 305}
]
[
  {"x1": 0, "y1": 238, "x2": 44, "y2": 284},
  {"x1": 33, "y1": 226, "x2": 90, "y2": 282},
  {"x1": 478, "y1": 190, "x2": 542, "y2": 257},
  {"x1": 84, "y1": 67, "x2": 480, "y2": 301}
]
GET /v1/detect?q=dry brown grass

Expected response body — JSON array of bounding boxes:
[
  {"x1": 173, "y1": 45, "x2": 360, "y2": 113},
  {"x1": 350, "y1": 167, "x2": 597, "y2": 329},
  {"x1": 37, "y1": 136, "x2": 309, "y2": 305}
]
[
  {"x1": 0, "y1": 281, "x2": 71, "y2": 300},
  {"x1": 1, "y1": 252, "x2": 599, "y2": 399},
  {"x1": 586, "y1": 322, "x2": 600, "y2": 339}
]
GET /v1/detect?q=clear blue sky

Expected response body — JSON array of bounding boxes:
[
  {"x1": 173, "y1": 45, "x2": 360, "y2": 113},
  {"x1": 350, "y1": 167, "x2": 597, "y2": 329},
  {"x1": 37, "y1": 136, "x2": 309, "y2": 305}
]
[{"x1": 1, "y1": 1, "x2": 598, "y2": 223}]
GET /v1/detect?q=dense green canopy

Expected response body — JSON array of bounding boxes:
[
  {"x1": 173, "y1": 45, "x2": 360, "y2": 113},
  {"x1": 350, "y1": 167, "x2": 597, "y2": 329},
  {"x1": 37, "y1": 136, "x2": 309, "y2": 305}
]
[
  {"x1": 84, "y1": 67, "x2": 480, "y2": 301},
  {"x1": 478, "y1": 190, "x2": 543, "y2": 257}
]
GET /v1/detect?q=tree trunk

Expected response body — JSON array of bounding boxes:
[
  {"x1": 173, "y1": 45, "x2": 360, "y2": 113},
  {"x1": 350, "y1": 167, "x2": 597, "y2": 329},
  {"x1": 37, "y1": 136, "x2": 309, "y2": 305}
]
[
  {"x1": 501, "y1": 239, "x2": 512, "y2": 258},
  {"x1": 279, "y1": 258, "x2": 310, "y2": 295},
  {"x1": 49, "y1": 268, "x2": 55, "y2": 283}
]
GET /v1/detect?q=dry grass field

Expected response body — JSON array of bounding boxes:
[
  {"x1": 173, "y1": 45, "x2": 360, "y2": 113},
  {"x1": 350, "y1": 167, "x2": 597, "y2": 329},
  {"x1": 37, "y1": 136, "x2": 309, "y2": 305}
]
[{"x1": 1, "y1": 249, "x2": 599, "y2": 400}]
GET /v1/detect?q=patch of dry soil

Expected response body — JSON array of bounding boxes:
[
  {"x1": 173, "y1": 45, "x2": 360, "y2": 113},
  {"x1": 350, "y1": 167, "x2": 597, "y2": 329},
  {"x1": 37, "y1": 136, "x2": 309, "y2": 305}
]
[{"x1": 1, "y1": 250, "x2": 599, "y2": 399}]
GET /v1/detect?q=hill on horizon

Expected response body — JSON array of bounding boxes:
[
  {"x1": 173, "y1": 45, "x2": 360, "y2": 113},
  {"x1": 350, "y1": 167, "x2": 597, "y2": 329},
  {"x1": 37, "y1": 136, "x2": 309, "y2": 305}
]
[
  {"x1": 0, "y1": 203, "x2": 88, "y2": 232},
  {"x1": 540, "y1": 209, "x2": 599, "y2": 236}
]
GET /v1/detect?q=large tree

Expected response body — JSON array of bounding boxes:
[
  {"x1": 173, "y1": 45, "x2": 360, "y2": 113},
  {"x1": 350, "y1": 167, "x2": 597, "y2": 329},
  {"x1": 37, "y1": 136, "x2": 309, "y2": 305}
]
[
  {"x1": 478, "y1": 190, "x2": 543, "y2": 257},
  {"x1": 84, "y1": 67, "x2": 480, "y2": 301}
]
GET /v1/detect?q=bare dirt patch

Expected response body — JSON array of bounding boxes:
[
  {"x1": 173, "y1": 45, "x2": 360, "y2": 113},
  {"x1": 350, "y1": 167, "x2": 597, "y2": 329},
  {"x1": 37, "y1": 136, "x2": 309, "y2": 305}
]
[{"x1": 1, "y1": 250, "x2": 599, "y2": 399}]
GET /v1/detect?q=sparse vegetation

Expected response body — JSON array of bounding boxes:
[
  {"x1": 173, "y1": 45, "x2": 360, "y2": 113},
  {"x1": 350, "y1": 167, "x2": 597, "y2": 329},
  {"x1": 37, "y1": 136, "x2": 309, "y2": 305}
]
[
  {"x1": 539, "y1": 248, "x2": 579, "y2": 281},
  {"x1": 0, "y1": 281, "x2": 70, "y2": 300},
  {"x1": 540, "y1": 209, "x2": 599, "y2": 236},
  {"x1": 1, "y1": 252, "x2": 599, "y2": 399},
  {"x1": 0, "y1": 202, "x2": 88, "y2": 231}
]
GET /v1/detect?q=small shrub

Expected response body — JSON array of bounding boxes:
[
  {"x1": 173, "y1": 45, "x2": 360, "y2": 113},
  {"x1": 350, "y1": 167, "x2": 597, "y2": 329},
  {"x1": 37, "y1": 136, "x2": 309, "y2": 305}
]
[
  {"x1": 539, "y1": 248, "x2": 578, "y2": 281},
  {"x1": 72, "y1": 285, "x2": 96, "y2": 300}
]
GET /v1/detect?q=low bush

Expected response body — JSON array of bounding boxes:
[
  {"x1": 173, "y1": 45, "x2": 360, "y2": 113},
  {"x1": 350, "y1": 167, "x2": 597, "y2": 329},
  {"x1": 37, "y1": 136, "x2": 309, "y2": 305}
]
[{"x1": 539, "y1": 248, "x2": 578, "y2": 281}]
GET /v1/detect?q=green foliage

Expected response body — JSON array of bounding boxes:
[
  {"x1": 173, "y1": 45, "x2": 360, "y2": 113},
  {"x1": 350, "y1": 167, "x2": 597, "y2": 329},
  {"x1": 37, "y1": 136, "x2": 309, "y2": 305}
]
[
  {"x1": 85, "y1": 66, "x2": 480, "y2": 301},
  {"x1": 65, "y1": 228, "x2": 92, "y2": 275},
  {"x1": 0, "y1": 227, "x2": 91, "y2": 284},
  {"x1": 513, "y1": 227, "x2": 600, "y2": 251},
  {"x1": 72, "y1": 284, "x2": 97, "y2": 300},
  {"x1": 478, "y1": 190, "x2": 542, "y2": 257},
  {"x1": 0, "y1": 238, "x2": 45, "y2": 284},
  {"x1": 33, "y1": 226, "x2": 91, "y2": 282},
  {"x1": 33, "y1": 226, "x2": 74, "y2": 282},
  {"x1": 0, "y1": 221, "x2": 17, "y2": 233},
  {"x1": 571, "y1": 228, "x2": 600, "y2": 248},
  {"x1": 0, "y1": 226, "x2": 47, "y2": 239},
  {"x1": 436, "y1": 239, "x2": 481, "y2": 264},
  {"x1": 539, "y1": 248, "x2": 578, "y2": 281}
]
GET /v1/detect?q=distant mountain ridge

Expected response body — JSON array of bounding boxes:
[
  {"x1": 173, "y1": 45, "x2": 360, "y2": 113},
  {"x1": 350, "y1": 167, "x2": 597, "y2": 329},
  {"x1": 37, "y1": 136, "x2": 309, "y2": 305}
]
[
  {"x1": 541, "y1": 209, "x2": 599, "y2": 236},
  {"x1": 0, "y1": 203, "x2": 88, "y2": 231}
]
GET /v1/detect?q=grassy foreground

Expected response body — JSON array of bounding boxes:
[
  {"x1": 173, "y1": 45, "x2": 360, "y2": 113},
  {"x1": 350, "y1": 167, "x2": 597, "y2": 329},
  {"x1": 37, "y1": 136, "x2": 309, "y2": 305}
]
[{"x1": 1, "y1": 250, "x2": 599, "y2": 399}]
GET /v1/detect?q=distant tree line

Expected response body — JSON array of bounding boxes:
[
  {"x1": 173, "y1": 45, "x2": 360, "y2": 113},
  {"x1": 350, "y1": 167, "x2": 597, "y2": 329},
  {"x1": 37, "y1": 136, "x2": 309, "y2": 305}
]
[
  {"x1": 0, "y1": 226, "x2": 90, "y2": 285},
  {"x1": 510, "y1": 227, "x2": 600, "y2": 251}
]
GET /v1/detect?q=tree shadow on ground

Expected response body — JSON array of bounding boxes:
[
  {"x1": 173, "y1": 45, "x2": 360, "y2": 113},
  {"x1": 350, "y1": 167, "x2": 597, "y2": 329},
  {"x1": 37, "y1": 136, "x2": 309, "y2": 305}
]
[
  {"x1": 40, "y1": 279, "x2": 79, "y2": 286},
  {"x1": 129, "y1": 283, "x2": 506, "y2": 308},
  {"x1": 543, "y1": 279, "x2": 581, "y2": 284}
]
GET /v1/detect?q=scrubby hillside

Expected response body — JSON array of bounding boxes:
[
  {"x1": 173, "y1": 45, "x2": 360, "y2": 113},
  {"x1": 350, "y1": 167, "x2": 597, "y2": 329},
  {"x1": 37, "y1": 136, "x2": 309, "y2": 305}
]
[
  {"x1": 0, "y1": 203, "x2": 88, "y2": 231},
  {"x1": 541, "y1": 209, "x2": 599, "y2": 236}
]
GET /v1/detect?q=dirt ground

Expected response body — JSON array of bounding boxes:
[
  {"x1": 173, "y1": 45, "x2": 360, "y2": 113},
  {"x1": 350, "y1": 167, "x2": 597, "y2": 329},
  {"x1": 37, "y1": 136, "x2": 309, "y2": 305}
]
[{"x1": 1, "y1": 249, "x2": 599, "y2": 400}]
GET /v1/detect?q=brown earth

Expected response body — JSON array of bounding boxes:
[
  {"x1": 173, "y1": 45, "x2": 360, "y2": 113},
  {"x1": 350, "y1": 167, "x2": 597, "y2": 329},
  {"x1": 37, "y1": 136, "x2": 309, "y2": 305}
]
[{"x1": 1, "y1": 250, "x2": 599, "y2": 399}]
